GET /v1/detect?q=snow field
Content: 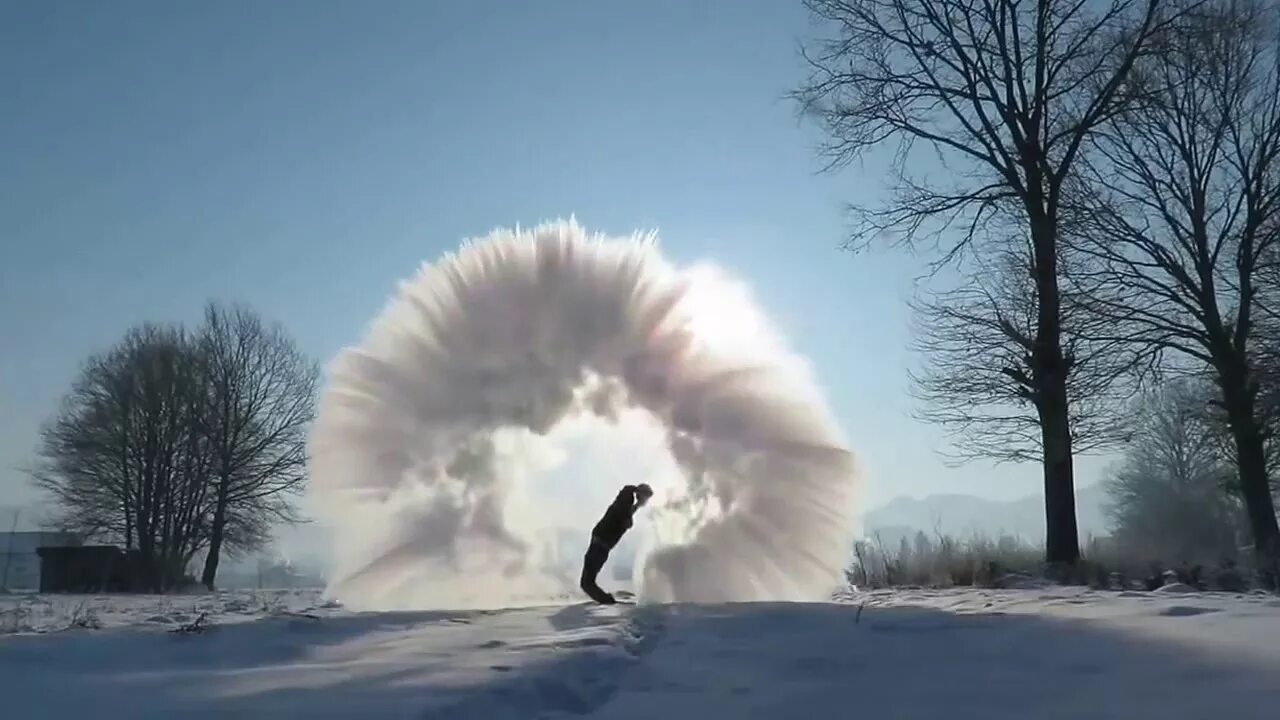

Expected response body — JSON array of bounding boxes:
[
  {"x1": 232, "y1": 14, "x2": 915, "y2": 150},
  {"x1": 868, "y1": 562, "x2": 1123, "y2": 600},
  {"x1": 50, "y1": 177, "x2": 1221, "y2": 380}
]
[{"x1": 1, "y1": 586, "x2": 1277, "y2": 719}]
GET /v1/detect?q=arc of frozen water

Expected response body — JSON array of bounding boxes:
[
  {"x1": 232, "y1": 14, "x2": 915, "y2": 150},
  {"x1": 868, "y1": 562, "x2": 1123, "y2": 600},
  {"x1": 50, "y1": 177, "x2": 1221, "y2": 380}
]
[{"x1": 308, "y1": 219, "x2": 860, "y2": 609}]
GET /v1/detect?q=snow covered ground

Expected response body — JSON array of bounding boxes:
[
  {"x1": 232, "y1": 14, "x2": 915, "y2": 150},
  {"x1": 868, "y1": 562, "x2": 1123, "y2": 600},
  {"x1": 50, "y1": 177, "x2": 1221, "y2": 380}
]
[{"x1": 2, "y1": 585, "x2": 1278, "y2": 719}]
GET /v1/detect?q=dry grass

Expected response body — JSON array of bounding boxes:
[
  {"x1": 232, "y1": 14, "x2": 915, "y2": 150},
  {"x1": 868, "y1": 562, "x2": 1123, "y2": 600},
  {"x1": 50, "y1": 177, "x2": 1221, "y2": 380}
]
[
  {"x1": 848, "y1": 531, "x2": 1043, "y2": 589},
  {"x1": 848, "y1": 530, "x2": 1268, "y2": 592}
]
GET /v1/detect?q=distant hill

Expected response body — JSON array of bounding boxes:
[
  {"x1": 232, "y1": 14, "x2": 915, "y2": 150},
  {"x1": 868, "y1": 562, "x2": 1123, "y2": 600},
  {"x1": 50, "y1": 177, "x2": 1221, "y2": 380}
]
[{"x1": 860, "y1": 483, "x2": 1112, "y2": 547}]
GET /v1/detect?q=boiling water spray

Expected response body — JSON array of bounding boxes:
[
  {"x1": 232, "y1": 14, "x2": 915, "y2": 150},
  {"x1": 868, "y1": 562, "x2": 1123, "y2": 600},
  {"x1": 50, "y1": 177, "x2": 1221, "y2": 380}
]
[{"x1": 307, "y1": 220, "x2": 860, "y2": 609}]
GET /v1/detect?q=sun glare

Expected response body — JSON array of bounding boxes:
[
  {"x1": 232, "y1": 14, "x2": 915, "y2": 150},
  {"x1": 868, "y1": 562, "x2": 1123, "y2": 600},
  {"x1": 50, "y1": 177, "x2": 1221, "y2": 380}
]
[{"x1": 677, "y1": 264, "x2": 773, "y2": 358}]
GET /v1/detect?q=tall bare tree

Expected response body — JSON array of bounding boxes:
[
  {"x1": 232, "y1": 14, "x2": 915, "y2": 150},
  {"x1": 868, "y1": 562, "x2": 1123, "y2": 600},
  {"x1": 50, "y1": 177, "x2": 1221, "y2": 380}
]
[
  {"x1": 35, "y1": 324, "x2": 212, "y2": 591},
  {"x1": 795, "y1": 0, "x2": 1170, "y2": 563},
  {"x1": 195, "y1": 302, "x2": 318, "y2": 590},
  {"x1": 1075, "y1": 0, "x2": 1280, "y2": 579},
  {"x1": 1247, "y1": 226, "x2": 1280, "y2": 484},
  {"x1": 911, "y1": 238, "x2": 1138, "y2": 463}
]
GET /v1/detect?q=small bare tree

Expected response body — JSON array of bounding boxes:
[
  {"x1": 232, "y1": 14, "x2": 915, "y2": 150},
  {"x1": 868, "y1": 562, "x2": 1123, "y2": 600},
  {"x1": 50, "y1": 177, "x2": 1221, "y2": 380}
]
[
  {"x1": 795, "y1": 0, "x2": 1171, "y2": 564},
  {"x1": 194, "y1": 302, "x2": 318, "y2": 590},
  {"x1": 1076, "y1": 0, "x2": 1280, "y2": 577},
  {"x1": 33, "y1": 305, "x2": 317, "y2": 593},
  {"x1": 1104, "y1": 379, "x2": 1247, "y2": 566},
  {"x1": 35, "y1": 324, "x2": 212, "y2": 591}
]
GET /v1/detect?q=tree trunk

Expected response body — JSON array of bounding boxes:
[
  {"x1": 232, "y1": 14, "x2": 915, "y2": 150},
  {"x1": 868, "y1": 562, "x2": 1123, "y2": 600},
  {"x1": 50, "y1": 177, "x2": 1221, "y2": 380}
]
[
  {"x1": 201, "y1": 492, "x2": 229, "y2": 591},
  {"x1": 1039, "y1": 379, "x2": 1080, "y2": 565},
  {"x1": 138, "y1": 545, "x2": 159, "y2": 593},
  {"x1": 1030, "y1": 210, "x2": 1081, "y2": 566},
  {"x1": 1219, "y1": 365, "x2": 1280, "y2": 588}
]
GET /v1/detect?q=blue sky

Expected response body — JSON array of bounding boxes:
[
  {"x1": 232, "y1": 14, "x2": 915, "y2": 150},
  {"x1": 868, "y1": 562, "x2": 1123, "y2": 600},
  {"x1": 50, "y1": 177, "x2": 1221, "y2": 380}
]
[{"x1": 0, "y1": 0, "x2": 1112, "y2": 515}]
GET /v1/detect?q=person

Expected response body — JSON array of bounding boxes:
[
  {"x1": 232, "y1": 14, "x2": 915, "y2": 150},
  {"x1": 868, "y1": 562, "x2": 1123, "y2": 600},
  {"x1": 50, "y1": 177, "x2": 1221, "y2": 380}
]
[{"x1": 580, "y1": 483, "x2": 653, "y2": 604}]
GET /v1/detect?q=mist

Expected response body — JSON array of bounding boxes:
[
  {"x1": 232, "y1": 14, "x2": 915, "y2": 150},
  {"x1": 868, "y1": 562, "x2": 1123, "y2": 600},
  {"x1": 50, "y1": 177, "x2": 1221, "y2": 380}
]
[{"x1": 307, "y1": 220, "x2": 860, "y2": 609}]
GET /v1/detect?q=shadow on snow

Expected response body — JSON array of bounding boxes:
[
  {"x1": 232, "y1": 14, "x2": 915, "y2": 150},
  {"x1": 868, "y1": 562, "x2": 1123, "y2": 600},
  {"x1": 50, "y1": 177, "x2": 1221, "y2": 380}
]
[{"x1": 1, "y1": 601, "x2": 1276, "y2": 719}]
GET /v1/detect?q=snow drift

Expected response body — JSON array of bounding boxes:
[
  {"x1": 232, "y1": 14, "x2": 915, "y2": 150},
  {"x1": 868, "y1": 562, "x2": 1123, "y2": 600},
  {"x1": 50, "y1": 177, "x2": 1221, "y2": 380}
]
[{"x1": 307, "y1": 220, "x2": 859, "y2": 609}]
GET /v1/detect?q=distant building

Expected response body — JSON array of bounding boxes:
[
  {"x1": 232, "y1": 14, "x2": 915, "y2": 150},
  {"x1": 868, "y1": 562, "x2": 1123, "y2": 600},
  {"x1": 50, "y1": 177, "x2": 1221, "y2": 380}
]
[
  {"x1": 1, "y1": 531, "x2": 82, "y2": 591},
  {"x1": 36, "y1": 545, "x2": 138, "y2": 593}
]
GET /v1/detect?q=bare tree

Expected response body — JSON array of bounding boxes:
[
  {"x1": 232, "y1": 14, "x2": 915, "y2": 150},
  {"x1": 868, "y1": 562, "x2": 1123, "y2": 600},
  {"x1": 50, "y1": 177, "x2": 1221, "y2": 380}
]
[
  {"x1": 35, "y1": 324, "x2": 212, "y2": 591},
  {"x1": 1248, "y1": 231, "x2": 1280, "y2": 481},
  {"x1": 911, "y1": 237, "x2": 1139, "y2": 463},
  {"x1": 1076, "y1": 0, "x2": 1280, "y2": 578},
  {"x1": 32, "y1": 305, "x2": 317, "y2": 593},
  {"x1": 194, "y1": 302, "x2": 318, "y2": 590},
  {"x1": 795, "y1": 0, "x2": 1171, "y2": 563},
  {"x1": 1104, "y1": 378, "x2": 1247, "y2": 566}
]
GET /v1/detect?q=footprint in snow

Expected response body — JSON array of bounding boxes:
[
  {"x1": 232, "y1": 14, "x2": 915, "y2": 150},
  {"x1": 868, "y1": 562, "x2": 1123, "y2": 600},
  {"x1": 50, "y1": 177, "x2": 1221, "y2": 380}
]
[{"x1": 1158, "y1": 605, "x2": 1220, "y2": 618}]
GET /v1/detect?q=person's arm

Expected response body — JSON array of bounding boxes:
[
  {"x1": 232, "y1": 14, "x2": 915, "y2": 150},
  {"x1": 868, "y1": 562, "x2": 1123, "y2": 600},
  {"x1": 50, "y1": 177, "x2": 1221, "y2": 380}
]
[{"x1": 609, "y1": 486, "x2": 638, "y2": 514}]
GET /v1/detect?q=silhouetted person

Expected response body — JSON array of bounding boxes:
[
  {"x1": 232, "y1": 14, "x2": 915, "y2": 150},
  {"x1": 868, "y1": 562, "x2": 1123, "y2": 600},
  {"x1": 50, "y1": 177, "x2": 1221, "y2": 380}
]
[{"x1": 581, "y1": 483, "x2": 653, "y2": 604}]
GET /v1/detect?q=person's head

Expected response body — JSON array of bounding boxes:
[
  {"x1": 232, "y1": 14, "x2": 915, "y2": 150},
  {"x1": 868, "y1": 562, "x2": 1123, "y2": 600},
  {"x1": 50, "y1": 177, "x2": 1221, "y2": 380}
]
[{"x1": 635, "y1": 483, "x2": 654, "y2": 507}]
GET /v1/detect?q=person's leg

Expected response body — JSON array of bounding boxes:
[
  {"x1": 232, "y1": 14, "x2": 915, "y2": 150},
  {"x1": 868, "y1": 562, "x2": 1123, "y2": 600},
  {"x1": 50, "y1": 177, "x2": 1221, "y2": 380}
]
[{"x1": 580, "y1": 541, "x2": 615, "y2": 603}]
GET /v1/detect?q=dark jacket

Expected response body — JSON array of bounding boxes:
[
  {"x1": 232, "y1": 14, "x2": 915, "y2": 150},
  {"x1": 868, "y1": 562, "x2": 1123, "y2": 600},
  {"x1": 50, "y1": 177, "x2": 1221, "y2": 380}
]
[{"x1": 590, "y1": 485, "x2": 641, "y2": 549}]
